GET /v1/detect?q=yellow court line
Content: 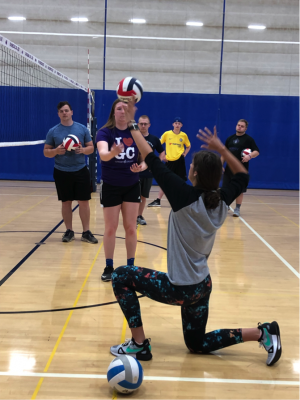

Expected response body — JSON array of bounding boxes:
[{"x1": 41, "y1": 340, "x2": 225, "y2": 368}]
[
  {"x1": 253, "y1": 196, "x2": 299, "y2": 228},
  {"x1": 31, "y1": 242, "x2": 103, "y2": 400},
  {"x1": 0, "y1": 193, "x2": 55, "y2": 229}
]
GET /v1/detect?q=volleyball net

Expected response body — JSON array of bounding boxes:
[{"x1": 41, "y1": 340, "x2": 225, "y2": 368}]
[{"x1": 0, "y1": 34, "x2": 97, "y2": 189}]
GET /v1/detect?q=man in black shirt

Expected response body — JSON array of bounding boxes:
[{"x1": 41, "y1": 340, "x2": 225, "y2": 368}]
[
  {"x1": 137, "y1": 115, "x2": 165, "y2": 225},
  {"x1": 221, "y1": 119, "x2": 259, "y2": 217}
]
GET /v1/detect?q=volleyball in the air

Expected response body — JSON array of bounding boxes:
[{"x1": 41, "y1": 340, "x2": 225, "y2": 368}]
[
  {"x1": 63, "y1": 134, "x2": 81, "y2": 151},
  {"x1": 241, "y1": 148, "x2": 252, "y2": 157},
  {"x1": 107, "y1": 355, "x2": 143, "y2": 394},
  {"x1": 116, "y1": 77, "x2": 143, "y2": 103}
]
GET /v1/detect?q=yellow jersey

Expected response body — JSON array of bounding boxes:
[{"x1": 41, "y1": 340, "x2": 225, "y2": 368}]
[{"x1": 160, "y1": 130, "x2": 191, "y2": 161}]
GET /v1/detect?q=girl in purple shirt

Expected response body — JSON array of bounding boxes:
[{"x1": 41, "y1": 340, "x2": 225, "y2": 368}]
[{"x1": 96, "y1": 99, "x2": 145, "y2": 282}]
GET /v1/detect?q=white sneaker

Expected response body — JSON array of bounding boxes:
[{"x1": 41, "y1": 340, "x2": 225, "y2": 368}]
[
  {"x1": 110, "y1": 338, "x2": 152, "y2": 361},
  {"x1": 233, "y1": 208, "x2": 240, "y2": 217},
  {"x1": 258, "y1": 321, "x2": 282, "y2": 366}
]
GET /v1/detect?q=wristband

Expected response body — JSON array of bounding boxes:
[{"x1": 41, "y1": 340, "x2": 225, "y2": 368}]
[{"x1": 128, "y1": 122, "x2": 139, "y2": 131}]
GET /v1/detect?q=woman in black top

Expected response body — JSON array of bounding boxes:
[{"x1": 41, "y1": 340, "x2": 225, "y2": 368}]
[{"x1": 109, "y1": 99, "x2": 281, "y2": 368}]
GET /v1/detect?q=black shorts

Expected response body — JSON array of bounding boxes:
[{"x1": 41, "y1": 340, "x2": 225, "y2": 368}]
[
  {"x1": 140, "y1": 177, "x2": 153, "y2": 198},
  {"x1": 100, "y1": 181, "x2": 141, "y2": 207},
  {"x1": 166, "y1": 155, "x2": 187, "y2": 181},
  {"x1": 222, "y1": 172, "x2": 247, "y2": 193},
  {"x1": 53, "y1": 166, "x2": 91, "y2": 202}
]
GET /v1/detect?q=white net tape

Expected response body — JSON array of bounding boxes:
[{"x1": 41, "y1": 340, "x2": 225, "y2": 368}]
[{"x1": 0, "y1": 140, "x2": 46, "y2": 147}]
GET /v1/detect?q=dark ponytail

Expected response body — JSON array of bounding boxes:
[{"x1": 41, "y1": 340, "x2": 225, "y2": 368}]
[
  {"x1": 202, "y1": 189, "x2": 221, "y2": 210},
  {"x1": 193, "y1": 151, "x2": 222, "y2": 210}
]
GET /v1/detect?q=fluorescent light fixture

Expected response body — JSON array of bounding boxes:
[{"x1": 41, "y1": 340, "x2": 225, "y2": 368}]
[
  {"x1": 8, "y1": 16, "x2": 26, "y2": 21},
  {"x1": 71, "y1": 17, "x2": 88, "y2": 22},
  {"x1": 130, "y1": 19, "x2": 146, "y2": 24},
  {"x1": 248, "y1": 25, "x2": 266, "y2": 30},
  {"x1": 186, "y1": 22, "x2": 203, "y2": 27}
]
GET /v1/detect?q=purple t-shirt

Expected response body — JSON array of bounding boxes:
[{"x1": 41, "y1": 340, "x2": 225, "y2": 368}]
[{"x1": 96, "y1": 127, "x2": 139, "y2": 186}]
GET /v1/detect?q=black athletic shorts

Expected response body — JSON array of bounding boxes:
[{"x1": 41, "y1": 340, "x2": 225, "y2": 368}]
[
  {"x1": 222, "y1": 172, "x2": 247, "y2": 193},
  {"x1": 100, "y1": 181, "x2": 141, "y2": 207},
  {"x1": 140, "y1": 177, "x2": 153, "y2": 198},
  {"x1": 166, "y1": 155, "x2": 187, "y2": 181},
  {"x1": 53, "y1": 166, "x2": 91, "y2": 202}
]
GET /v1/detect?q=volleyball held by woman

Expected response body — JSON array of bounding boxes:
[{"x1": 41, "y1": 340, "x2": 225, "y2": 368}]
[{"x1": 116, "y1": 77, "x2": 144, "y2": 103}]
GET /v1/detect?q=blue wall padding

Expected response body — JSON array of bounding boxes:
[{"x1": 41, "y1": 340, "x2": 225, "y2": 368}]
[
  {"x1": 0, "y1": 87, "x2": 87, "y2": 181},
  {"x1": 0, "y1": 87, "x2": 298, "y2": 190}
]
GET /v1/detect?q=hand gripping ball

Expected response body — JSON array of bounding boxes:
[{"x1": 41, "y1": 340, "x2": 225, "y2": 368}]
[
  {"x1": 116, "y1": 77, "x2": 143, "y2": 103},
  {"x1": 241, "y1": 148, "x2": 252, "y2": 157},
  {"x1": 107, "y1": 355, "x2": 143, "y2": 394},
  {"x1": 63, "y1": 134, "x2": 81, "y2": 151}
]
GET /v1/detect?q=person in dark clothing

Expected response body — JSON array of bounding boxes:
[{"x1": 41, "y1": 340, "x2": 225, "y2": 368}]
[
  {"x1": 109, "y1": 99, "x2": 281, "y2": 368},
  {"x1": 136, "y1": 115, "x2": 165, "y2": 226},
  {"x1": 221, "y1": 119, "x2": 260, "y2": 217}
]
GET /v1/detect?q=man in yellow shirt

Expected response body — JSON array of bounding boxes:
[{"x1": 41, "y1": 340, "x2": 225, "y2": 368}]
[{"x1": 148, "y1": 117, "x2": 191, "y2": 207}]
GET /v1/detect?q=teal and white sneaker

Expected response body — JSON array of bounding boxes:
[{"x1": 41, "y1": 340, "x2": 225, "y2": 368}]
[
  {"x1": 258, "y1": 321, "x2": 282, "y2": 366},
  {"x1": 110, "y1": 338, "x2": 152, "y2": 361}
]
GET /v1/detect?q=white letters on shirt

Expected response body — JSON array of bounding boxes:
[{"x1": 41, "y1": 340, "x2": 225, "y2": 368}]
[{"x1": 114, "y1": 137, "x2": 135, "y2": 160}]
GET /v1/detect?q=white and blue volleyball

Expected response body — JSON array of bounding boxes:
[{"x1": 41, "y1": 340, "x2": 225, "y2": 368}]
[
  {"x1": 63, "y1": 134, "x2": 80, "y2": 151},
  {"x1": 116, "y1": 77, "x2": 143, "y2": 103},
  {"x1": 107, "y1": 355, "x2": 143, "y2": 394}
]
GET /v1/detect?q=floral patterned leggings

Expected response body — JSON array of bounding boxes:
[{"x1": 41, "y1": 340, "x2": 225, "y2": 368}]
[{"x1": 112, "y1": 266, "x2": 243, "y2": 353}]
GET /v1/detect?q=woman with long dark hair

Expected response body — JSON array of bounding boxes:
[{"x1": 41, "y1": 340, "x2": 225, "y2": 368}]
[
  {"x1": 96, "y1": 99, "x2": 145, "y2": 282},
  {"x1": 109, "y1": 99, "x2": 281, "y2": 367}
]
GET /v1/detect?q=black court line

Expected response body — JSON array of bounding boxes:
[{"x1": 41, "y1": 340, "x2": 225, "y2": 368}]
[
  {"x1": 0, "y1": 231, "x2": 168, "y2": 252},
  {"x1": 0, "y1": 205, "x2": 79, "y2": 287},
  {"x1": 0, "y1": 295, "x2": 145, "y2": 314}
]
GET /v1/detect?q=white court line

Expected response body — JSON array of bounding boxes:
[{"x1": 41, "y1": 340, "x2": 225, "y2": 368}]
[
  {"x1": 229, "y1": 207, "x2": 300, "y2": 279},
  {"x1": 0, "y1": 371, "x2": 298, "y2": 386}
]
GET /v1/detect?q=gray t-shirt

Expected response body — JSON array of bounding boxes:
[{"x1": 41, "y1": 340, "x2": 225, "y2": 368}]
[
  {"x1": 145, "y1": 152, "x2": 249, "y2": 286},
  {"x1": 45, "y1": 122, "x2": 92, "y2": 172}
]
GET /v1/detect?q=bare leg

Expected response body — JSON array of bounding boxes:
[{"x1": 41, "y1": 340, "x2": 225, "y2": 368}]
[
  {"x1": 103, "y1": 205, "x2": 121, "y2": 259},
  {"x1": 61, "y1": 201, "x2": 73, "y2": 230},
  {"x1": 138, "y1": 196, "x2": 147, "y2": 216},
  {"x1": 131, "y1": 326, "x2": 146, "y2": 343},
  {"x1": 242, "y1": 328, "x2": 261, "y2": 342},
  {"x1": 157, "y1": 188, "x2": 164, "y2": 200},
  {"x1": 121, "y1": 202, "x2": 139, "y2": 258},
  {"x1": 78, "y1": 200, "x2": 90, "y2": 232}
]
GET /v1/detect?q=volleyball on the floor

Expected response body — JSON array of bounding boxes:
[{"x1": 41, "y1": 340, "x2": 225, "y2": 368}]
[
  {"x1": 63, "y1": 134, "x2": 81, "y2": 151},
  {"x1": 107, "y1": 355, "x2": 143, "y2": 394},
  {"x1": 241, "y1": 148, "x2": 252, "y2": 157},
  {"x1": 116, "y1": 77, "x2": 143, "y2": 103}
]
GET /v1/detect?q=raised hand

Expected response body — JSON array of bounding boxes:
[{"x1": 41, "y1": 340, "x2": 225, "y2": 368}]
[
  {"x1": 122, "y1": 96, "x2": 137, "y2": 124},
  {"x1": 56, "y1": 143, "x2": 66, "y2": 155},
  {"x1": 196, "y1": 126, "x2": 225, "y2": 153}
]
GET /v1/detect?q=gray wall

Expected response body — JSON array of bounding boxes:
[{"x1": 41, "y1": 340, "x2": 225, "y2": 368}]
[{"x1": 0, "y1": 0, "x2": 298, "y2": 95}]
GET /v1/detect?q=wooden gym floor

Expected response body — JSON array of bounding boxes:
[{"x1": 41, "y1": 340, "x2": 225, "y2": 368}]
[{"x1": 0, "y1": 181, "x2": 299, "y2": 399}]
